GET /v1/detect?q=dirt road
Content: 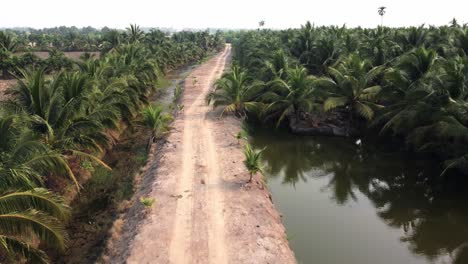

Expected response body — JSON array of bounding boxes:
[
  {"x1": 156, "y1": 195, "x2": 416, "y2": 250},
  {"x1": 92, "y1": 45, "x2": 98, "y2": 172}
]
[
  {"x1": 0, "y1": 79, "x2": 15, "y2": 100},
  {"x1": 107, "y1": 45, "x2": 295, "y2": 264}
]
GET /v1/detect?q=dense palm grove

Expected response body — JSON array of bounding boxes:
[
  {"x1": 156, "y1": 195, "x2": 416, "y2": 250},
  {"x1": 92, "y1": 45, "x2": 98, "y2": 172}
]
[
  {"x1": 0, "y1": 25, "x2": 223, "y2": 263},
  {"x1": 0, "y1": 25, "x2": 224, "y2": 78},
  {"x1": 211, "y1": 21, "x2": 468, "y2": 176}
]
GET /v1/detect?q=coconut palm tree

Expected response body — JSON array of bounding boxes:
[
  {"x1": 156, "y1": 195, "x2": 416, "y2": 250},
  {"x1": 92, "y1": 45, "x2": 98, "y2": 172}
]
[
  {"x1": 0, "y1": 113, "x2": 70, "y2": 262},
  {"x1": 258, "y1": 20, "x2": 265, "y2": 29},
  {"x1": 375, "y1": 48, "x2": 438, "y2": 135},
  {"x1": 243, "y1": 143, "x2": 265, "y2": 183},
  {"x1": 290, "y1": 21, "x2": 315, "y2": 69},
  {"x1": 378, "y1": 7, "x2": 386, "y2": 26},
  {"x1": 9, "y1": 69, "x2": 115, "y2": 188},
  {"x1": 435, "y1": 56, "x2": 468, "y2": 100},
  {"x1": 0, "y1": 188, "x2": 69, "y2": 264},
  {"x1": 360, "y1": 27, "x2": 402, "y2": 66},
  {"x1": 454, "y1": 28, "x2": 468, "y2": 56},
  {"x1": 262, "y1": 66, "x2": 318, "y2": 126},
  {"x1": 141, "y1": 104, "x2": 173, "y2": 147},
  {"x1": 126, "y1": 24, "x2": 145, "y2": 44},
  {"x1": 318, "y1": 54, "x2": 384, "y2": 130},
  {"x1": 263, "y1": 49, "x2": 290, "y2": 81},
  {"x1": 398, "y1": 25, "x2": 429, "y2": 51},
  {"x1": 0, "y1": 31, "x2": 19, "y2": 53},
  {"x1": 102, "y1": 30, "x2": 122, "y2": 53},
  {"x1": 0, "y1": 114, "x2": 77, "y2": 190},
  {"x1": 207, "y1": 66, "x2": 264, "y2": 117}
]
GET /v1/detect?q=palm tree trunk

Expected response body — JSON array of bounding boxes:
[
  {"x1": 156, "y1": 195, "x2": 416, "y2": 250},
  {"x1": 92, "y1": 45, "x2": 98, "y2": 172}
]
[
  {"x1": 146, "y1": 135, "x2": 155, "y2": 152},
  {"x1": 2, "y1": 68, "x2": 9, "y2": 79}
]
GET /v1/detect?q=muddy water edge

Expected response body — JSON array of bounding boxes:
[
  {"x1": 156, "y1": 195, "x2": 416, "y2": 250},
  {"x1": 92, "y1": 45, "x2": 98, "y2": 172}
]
[{"x1": 248, "y1": 124, "x2": 468, "y2": 264}]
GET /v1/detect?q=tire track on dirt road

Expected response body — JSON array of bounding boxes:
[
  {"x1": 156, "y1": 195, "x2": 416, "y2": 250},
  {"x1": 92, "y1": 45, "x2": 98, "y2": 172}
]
[
  {"x1": 169, "y1": 46, "x2": 230, "y2": 264},
  {"x1": 118, "y1": 44, "x2": 295, "y2": 264}
]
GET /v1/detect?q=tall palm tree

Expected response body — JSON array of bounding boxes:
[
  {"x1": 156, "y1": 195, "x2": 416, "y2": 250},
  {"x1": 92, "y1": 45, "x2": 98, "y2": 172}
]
[
  {"x1": 258, "y1": 20, "x2": 265, "y2": 29},
  {"x1": 378, "y1": 7, "x2": 387, "y2": 26}
]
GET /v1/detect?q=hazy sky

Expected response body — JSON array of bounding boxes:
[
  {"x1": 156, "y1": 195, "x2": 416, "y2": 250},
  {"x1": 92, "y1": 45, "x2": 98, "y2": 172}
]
[{"x1": 1, "y1": 0, "x2": 467, "y2": 29}]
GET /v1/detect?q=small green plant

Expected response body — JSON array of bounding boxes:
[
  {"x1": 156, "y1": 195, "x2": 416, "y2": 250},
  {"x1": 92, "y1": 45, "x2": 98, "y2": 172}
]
[
  {"x1": 141, "y1": 104, "x2": 174, "y2": 149},
  {"x1": 177, "y1": 104, "x2": 184, "y2": 112},
  {"x1": 139, "y1": 197, "x2": 155, "y2": 208},
  {"x1": 243, "y1": 143, "x2": 266, "y2": 183},
  {"x1": 235, "y1": 129, "x2": 248, "y2": 144},
  {"x1": 192, "y1": 76, "x2": 198, "y2": 86},
  {"x1": 135, "y1": 152, "x2": 148, "y2": 165},
  {"x1": 82, "y1": 160, "x2": 95, "y2": 173},
  {"x1": 173, "y1": 84, "x2": 183, "y2": 103},
  {"x1": 157, "y1": 77, "x2": 171, "y2": 89}
]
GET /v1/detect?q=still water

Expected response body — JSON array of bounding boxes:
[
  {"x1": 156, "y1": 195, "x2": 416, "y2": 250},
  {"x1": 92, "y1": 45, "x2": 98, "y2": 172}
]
[{"x1": 249, "y1": 128, "x2": 468, "y2": 264}]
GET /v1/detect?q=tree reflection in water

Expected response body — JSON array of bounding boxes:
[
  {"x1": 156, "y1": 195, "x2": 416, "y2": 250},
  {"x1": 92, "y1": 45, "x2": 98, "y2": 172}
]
[{"x1": 248, "y1": 126, "x2": 468, "y2": 264}]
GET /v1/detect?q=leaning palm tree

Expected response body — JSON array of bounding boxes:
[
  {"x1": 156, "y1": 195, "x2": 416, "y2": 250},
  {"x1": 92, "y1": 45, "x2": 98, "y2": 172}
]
[
  {"x1": 0, "y1": 188, "x2": 70, "y2": 264},
  {"x1": 374, "y1": 48, "x2": 438, "y2": 135},
  {"x1": 243, "y1": 143, "x2": 265, "y2": 183},
  {"x1": 207, "y1": 66, "x2": 264, "y2": 117},
  {"x1": 319, "y1": 54, "x2": 384, "y2": 128}
]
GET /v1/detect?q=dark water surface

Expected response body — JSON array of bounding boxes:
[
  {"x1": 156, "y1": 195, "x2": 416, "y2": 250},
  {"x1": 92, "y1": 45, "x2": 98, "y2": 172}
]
[{"x1": 249, "y1": 127, "x2": 468, "y2": 264}]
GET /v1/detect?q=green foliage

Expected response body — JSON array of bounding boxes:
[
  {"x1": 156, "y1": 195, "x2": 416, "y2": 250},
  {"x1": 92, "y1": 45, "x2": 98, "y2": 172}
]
[
  {"x1": 321, "y1": 54, "x2": 384, "y2": 121},
  {"x1": 207, "y1": 65, "x2": 264, "y2": 117},
  {"x1": 236, "y1": 129, "x2": 248, "y2": 143},
  {"x1": 243, "y1": 143, "x2": 265, "y2": 182},
  {"x1": 226, "y1": 21, "x2": 468, "y2": 176},
  {"x1": 173, "y1": 84, "x2": 183, "y2": 103},
  {"x1": 0, "y1": 24, "x2": 223, "y2": 262},
  {"x1": 0, "y1": 188, "x2": 70, "y2": 263},
  {"x1": 141, "y1": 104, "x2": 173, "y2": 141},
  {"x1": 263, "y1": 66, "x2": 319, "y2": 126},
  {"x1": 42, "y1": 50, "x2": 73, "y2": 73},
  {"x1": 139, "y1": 197, "x2": 156, "y2": 208}
]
